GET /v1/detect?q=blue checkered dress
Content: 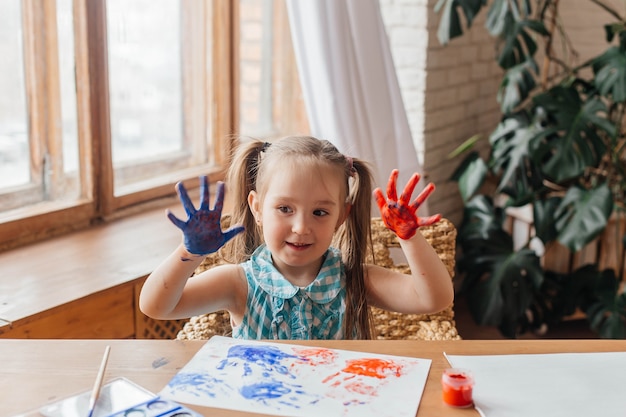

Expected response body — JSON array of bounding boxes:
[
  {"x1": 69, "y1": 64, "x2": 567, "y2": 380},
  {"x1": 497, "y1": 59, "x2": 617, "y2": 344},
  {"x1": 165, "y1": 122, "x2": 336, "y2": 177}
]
[{"x1": 231, "y1": 244, "x2": 346, "y2": 339}]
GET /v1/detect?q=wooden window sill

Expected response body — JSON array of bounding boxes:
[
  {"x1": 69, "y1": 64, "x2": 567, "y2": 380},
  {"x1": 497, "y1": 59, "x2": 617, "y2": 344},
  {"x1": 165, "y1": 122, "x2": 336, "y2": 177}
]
[{"x1": 0, "y1": 204, "x2": 183, "y2": 338}]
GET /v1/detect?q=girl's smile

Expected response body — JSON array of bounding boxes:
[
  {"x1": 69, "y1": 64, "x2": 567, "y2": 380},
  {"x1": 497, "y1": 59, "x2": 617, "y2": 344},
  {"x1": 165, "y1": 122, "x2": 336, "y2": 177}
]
[{"x1": 286, "y1": 242, "x2": 312, "y2": 249}]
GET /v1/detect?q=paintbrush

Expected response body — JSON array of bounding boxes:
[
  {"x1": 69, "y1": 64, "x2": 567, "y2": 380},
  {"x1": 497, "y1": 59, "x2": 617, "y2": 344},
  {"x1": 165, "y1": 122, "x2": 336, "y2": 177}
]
[{"x1": 86, "y1": 345, "x2": 111, "y2": 417}]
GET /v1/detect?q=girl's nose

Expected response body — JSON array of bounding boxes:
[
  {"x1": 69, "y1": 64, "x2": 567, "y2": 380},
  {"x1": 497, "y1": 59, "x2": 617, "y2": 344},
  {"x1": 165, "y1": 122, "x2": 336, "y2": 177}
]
[{"x1": 292, "y1": 214, "x2": 310, "y2": 235}]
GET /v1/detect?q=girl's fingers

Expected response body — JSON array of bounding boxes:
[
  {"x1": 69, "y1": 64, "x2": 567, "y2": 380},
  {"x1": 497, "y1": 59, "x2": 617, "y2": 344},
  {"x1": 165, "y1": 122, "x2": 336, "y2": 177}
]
[
  {"x1": 199, "y1": 176, "x2": 211, "y2": 211},
  {"x1": 166, "y1": 209, "x2": 187, "y2": 230},
  {"x1": 373, "y1": 188, "x2": 387, "y2": 212},
  {"x1": 212, "y1": 181, "x2": 225, "y2": 213},
  {"x1": 410, "y1": 182, "x2": 435, "y2": 210},
  {"x1": 417, "y1": 213, "x2": 442, "y2": 227},
  {"x1": 223, "y1": 225, "x2": 245, "y2": 243},
  {"x1": 176, "y1": 182, "x2": 197, "y2": 217},
  {"x1": 399, "y1": 173, "x2": 420, "y2": 206},
  {"x1": 386, "y1": 169, "x2": 399, "y2": 202}
]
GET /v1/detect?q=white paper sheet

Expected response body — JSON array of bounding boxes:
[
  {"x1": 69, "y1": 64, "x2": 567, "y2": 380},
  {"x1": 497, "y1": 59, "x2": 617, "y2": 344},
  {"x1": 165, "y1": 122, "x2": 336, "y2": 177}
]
[
  {"x1": 160, "y1": 336, "x2": 431, "y2": 417},
  {"x1": 445, "y1": 351, "x2": 626, "y2": 417}
]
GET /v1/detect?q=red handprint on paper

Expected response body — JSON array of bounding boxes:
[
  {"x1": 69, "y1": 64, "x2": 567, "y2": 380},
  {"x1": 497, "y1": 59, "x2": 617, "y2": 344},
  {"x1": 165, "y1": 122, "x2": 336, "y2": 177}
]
[{"x1": 373, "y1": 169, "x2": 441, "y2": 240}]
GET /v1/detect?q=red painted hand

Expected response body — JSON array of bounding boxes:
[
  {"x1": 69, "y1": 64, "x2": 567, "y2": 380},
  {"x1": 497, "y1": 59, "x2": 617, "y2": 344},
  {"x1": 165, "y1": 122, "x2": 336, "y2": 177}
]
[{"x1": 373, "y1": 169, "x2": 441, "y2": 240}]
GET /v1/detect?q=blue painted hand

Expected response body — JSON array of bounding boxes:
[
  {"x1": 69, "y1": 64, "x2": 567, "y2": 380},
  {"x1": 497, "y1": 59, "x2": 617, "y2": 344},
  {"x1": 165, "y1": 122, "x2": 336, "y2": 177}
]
[{"x1": 167, "y1": 176, "x2": 244, "y2": 255}]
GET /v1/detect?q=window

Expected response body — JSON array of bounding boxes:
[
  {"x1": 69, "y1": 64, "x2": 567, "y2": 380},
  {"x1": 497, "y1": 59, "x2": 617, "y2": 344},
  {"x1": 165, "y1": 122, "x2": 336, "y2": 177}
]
[
  {"x1": 238, "y1": 0, "x2": 308, "y2": 138},
  {"x1": 0, "y1": 0, "x2": 306, "y2": 251},
  {"x1": 0, "y1": 0, "x2": 233, "y2": 249}
]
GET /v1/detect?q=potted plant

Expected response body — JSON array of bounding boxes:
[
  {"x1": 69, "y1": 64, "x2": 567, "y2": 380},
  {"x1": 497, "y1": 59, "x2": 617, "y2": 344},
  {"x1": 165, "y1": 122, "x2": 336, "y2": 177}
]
[{"x1": 434, "y1": 0, "x2": 626, "y2": 338}]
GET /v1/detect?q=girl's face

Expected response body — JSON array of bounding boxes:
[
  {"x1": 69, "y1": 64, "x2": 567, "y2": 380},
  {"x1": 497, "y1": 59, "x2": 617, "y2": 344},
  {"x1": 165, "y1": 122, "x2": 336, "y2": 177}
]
[{"x1": 248, "y1": 159, "x2": 348, "y2": 284}]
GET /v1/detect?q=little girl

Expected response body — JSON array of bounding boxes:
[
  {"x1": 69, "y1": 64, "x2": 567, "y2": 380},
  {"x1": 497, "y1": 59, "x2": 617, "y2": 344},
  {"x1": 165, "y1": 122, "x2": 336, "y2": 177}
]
[{"x1": 140, "y1": 136, "x2": 453, "y2": 339}]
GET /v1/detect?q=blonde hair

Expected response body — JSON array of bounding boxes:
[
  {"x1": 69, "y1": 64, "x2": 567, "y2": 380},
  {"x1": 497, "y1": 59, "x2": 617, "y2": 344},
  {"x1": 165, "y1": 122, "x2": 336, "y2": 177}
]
[{"x1": 224, "y1": 136, "x2": 375, "y2": 339}]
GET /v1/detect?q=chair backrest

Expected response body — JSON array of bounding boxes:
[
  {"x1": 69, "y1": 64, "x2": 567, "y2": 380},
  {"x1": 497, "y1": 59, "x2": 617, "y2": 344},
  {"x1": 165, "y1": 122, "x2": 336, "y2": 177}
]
[
  {"x1": 368, "y1": 217, "x2": 460, "y2": 340},
  {"x1": 369, "y1": 217, "x2": 456, "y2": 278},
  {"x1": 176, "y1": 216, "x2": 461, "y2": 340}
]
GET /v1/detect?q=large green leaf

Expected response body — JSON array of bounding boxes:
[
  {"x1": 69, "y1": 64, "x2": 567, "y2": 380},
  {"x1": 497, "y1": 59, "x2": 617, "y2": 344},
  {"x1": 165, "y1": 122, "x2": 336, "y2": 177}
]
[
  {"x1": 559, "y1": 266, "x2": 600, "y2": 316},
  {"x1": 585, "y1": 269, "x2": 626, "y2": 339},
  {"x1": 591, "y1": 46, "x2": 626, "y2": 102},
  {"x1": 457, "y1": 232, "x2": 513, "y2": 293},
  {"x1": 531, "y1": 84, "x2": 581, "y2": 129},
  {"x1": 498, "y1": 59, "x2": 538, "y2": 114},
  {"x1": 532, "y1": 197, "x2": 561, "y2": 244},
  {"x1": 487, "y1": 2, "x2": 547, "y2": 70},
  {"x1": 458, "y1": 195, "x2": 508, "y2": 243},
  {"x1": 497, "y1": 135, "x2": 547, "y2": 206},
  {"x1": 506, "y1": 20, "x2": 546, "y2": 69},
  {"x1": 468, "y1": 248, "x2": 543, "y2": 337},
  {"x1": 538, "y1": 266, "x2": 599, "y2": 324},
  {"x1": 554, "y1": 184, "x2": 614, "y2": 251},
  {"x1": 533, "y1": 86, "x2": 614, "y2": 182},
  {"x1": 485, "y1": 0, "x2": 509, "y2": 36},
  {"x1": 457, "y1": 195, "x2": 512, "y2": 292},
  {"x1": 449, "y1": 151, "x2": 488, "y2": 203},
  {"x1": 603, "y1": 22, "x2": 626, "y2": 43},
  {"x1": 441, "y1": 0, "x2": 544, "y2": 70},
  {"x1": 485, "y1": 0, "x2": 532, "y2": 36},
  {"x1": 434, "y1": 0, "x2": 487, "y2": 45},
  {"x1": 488, "y1": 112, "x2": 547, "y2": 194}
]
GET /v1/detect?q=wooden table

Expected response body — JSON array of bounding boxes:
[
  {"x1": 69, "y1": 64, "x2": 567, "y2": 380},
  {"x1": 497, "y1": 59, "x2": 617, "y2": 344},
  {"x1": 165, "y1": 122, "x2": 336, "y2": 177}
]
[{"x1": 3, "y1": 338, "x2": 626, "y2": 417}]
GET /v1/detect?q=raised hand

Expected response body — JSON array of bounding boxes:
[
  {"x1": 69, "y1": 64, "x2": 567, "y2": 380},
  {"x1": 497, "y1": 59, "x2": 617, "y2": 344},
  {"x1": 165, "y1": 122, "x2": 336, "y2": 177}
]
[
  {"x1": 373, "y1": 169, "x2": 441, "y2": 240},
  {"x1": 167, "y1": 176, "x2": 244, "y2": 255}
]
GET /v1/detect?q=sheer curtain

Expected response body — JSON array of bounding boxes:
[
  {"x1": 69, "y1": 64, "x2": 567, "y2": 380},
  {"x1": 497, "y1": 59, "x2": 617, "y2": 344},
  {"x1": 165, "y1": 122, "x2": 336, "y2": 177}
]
[{"x1": 285, "y1": 0, "x2": 427, "y2": 206}]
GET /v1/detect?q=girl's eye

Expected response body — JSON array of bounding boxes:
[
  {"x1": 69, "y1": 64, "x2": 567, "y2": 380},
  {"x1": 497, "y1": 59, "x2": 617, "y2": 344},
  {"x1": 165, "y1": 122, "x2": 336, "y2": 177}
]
[
  {"x1": 313, "y1": 209, "x2": 329, "y2": 217},
  {"x1": 278, "y1": 206, "x2": 292, "y2": 214}
]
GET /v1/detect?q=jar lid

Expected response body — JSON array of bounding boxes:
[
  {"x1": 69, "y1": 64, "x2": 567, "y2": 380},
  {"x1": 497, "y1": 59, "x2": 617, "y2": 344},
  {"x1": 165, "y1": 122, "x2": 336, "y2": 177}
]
[{"x1": 442, "y1": 368, "x2": 474, "y2": 388}]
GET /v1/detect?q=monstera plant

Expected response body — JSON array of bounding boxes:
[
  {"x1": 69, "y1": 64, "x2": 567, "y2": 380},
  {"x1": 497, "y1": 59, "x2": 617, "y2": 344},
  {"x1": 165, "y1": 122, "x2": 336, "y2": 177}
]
[{"x1": 434, "y1": 0, "x2": 626, "y2": 338}]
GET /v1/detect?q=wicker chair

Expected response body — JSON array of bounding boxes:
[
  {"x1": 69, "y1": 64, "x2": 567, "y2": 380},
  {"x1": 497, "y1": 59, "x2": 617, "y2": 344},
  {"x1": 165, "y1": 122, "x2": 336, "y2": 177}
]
[{"x1": 176, "y1": 216, "x2": 461, "y2": 341}]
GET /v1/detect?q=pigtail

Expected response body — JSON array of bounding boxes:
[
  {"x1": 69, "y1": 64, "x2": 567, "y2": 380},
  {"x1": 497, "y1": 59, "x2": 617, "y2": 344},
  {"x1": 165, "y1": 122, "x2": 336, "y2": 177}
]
[
  {"x1": 223, "y1": 138, "x2": 266, "y2": 263},
  {"x1": 334, "y1": 157, "x2": 375, "y2": 339}
]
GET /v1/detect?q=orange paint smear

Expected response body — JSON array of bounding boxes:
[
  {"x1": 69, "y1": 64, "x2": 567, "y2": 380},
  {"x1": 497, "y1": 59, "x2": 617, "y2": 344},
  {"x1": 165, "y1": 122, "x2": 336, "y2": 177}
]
[
  {"x1": 342, "y1": 358, "x2": 403, "y2": 379},
  {"x1": 322, "y1": 371, "x2": 341, "y2": 384},
  {"x1": 294, "y1": 347, "x2": 338, "y2": 366},
  {"x1": 344, "y1": 381, "x2": 377, "y2": 396}
]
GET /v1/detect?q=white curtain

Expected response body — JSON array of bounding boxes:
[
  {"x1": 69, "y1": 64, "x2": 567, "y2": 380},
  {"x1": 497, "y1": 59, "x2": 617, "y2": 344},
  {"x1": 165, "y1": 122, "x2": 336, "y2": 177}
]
[{"x1": 285, "y1": 0, "x2": 426, "y2": 206}]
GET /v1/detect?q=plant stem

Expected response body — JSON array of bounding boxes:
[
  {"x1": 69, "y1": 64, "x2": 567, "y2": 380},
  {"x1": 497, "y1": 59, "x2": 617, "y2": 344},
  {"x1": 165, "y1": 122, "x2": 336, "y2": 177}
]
[
  {"x1": 589, "y1": 0, "x2": 623, "y2": 21},
  {"x1": 541, "y1": 0, "x2": 559, "y2": 89}
]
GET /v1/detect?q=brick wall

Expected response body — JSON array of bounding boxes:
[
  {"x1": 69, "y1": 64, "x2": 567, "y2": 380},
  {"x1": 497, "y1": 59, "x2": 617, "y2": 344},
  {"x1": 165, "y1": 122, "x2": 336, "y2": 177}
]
[{"x1": 380, "y1": 0, "x2": 500, "y2": 224}]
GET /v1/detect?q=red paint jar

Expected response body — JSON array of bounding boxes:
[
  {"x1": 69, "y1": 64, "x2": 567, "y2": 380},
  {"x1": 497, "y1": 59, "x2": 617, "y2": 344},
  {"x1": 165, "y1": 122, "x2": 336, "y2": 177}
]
[{"x1": 442, "y1": 368, "x2": 474, "y2": 407}]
